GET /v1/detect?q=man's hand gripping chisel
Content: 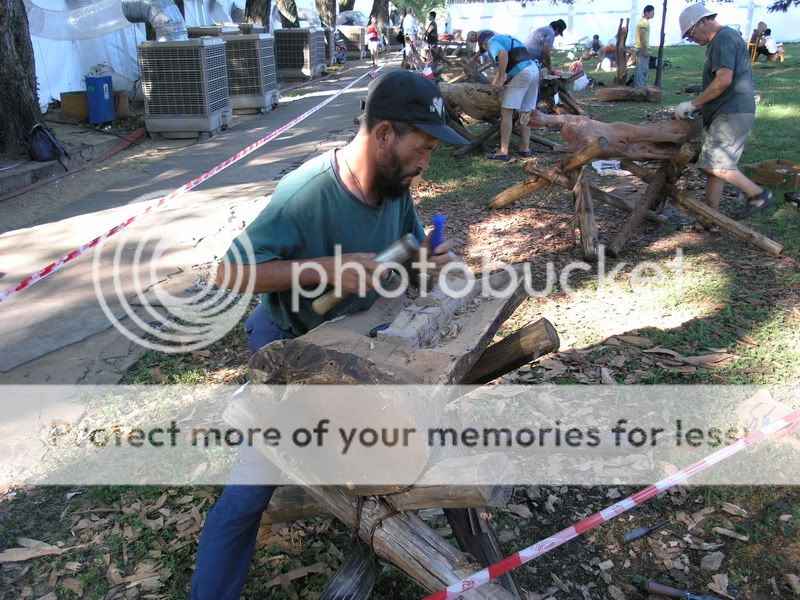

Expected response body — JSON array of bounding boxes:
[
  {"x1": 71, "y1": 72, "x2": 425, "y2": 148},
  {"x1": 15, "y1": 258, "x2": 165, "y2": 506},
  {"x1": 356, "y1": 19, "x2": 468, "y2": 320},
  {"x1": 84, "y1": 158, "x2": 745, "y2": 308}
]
[{"x1": 311, "y1": 234, "x2": 420, "y2": 316}]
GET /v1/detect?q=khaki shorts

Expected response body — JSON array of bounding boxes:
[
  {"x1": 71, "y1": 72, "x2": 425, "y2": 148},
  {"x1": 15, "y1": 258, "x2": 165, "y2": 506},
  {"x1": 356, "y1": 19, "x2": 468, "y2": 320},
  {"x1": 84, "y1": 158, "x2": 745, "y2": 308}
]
[
  {"x1": 501, "y1": 64, "x2": 540, "y2": 113},
  {"x1": 696, "y1": 113, "x2": 755, "y2": 171}
]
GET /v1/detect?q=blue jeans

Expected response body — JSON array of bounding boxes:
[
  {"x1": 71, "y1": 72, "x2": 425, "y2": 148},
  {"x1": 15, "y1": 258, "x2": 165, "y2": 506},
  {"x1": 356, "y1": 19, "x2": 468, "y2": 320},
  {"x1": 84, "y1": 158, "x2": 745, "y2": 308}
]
[
  {"x1": 635, "y1": 52, "x2": 649, "y2": 87},
  {"x1": 190, "y1": 304, "x2": 294, "y2": 600}
]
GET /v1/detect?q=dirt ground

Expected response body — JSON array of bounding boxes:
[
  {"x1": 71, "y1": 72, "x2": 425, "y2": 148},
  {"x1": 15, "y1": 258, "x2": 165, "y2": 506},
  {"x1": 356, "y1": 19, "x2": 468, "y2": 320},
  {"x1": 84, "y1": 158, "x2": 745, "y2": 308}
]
[{"x1": 2, "y1": 97, "x2": 799, "y2": 598}]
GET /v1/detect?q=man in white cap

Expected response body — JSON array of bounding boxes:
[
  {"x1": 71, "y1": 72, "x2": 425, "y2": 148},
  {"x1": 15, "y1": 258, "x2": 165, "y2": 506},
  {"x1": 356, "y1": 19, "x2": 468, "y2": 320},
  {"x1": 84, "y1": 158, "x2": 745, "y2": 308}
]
[{"x1": 675, "y1": 3, "x2": 774, "y2": 225}]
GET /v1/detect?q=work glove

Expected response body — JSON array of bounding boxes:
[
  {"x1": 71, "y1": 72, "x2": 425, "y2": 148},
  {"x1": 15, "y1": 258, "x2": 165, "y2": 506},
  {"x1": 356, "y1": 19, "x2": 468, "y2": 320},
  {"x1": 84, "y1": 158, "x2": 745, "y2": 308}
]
[{"x1": 675, "y1": 100, "x2": 697, "y2": 120}]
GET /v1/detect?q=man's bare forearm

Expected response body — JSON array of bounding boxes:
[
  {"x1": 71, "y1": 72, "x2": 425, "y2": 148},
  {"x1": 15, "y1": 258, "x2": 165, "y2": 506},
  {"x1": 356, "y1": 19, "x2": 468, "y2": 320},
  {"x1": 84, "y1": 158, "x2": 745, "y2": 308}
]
[
  {"x1": 214, "y1": 259, "x2": 327, "y2": 293},
  {"x1": 691, "y1": 68, "x2": 733, "y2": 108}
]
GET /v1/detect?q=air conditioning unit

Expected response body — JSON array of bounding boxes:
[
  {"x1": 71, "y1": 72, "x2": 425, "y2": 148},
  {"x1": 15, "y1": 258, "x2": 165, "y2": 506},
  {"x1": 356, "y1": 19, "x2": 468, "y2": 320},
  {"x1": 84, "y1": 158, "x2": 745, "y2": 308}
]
[
  {"x1": 138, "y1": 38, "x2": 233, "y2": 139},
  {"x1": 187, "y1": 25, "x2": 240, "y2": 38},
  {"x1": 221, "y1": 33, "x2": 279, "y2": 113},
  {"x1": 238, "y1": 23, "x2": 265, "y2": 34},
  {"x1": 273, "y1": 27, "x2": 326, "y2": 79},
  {"x1": 338, "y1": 25, "x2": 366, "y2": 59}
]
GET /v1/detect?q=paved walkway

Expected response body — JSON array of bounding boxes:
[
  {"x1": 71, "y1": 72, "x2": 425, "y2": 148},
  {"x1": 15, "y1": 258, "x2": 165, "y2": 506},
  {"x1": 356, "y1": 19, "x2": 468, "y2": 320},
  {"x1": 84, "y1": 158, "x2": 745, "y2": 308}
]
[{"x1": 0, "y1": 62, "x2": 379, "y2": 384}]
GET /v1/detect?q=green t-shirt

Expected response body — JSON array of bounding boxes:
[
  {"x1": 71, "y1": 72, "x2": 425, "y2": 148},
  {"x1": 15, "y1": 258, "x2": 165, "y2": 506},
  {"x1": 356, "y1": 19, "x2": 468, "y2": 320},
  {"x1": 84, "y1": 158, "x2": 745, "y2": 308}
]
[
  {"x1": 701, "y1": 26, "x2": 755, "y2": 126},
  {"x1": 226, "y1": 150, "x2": 425, "y2": 335}
]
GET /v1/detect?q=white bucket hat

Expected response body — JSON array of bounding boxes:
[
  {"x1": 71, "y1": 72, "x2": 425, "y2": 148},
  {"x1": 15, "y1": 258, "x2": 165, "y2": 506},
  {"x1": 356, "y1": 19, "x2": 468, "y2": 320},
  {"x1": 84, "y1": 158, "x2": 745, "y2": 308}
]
[{"x1": 679, "y1": 3, "x2": 717, "y2": 38}]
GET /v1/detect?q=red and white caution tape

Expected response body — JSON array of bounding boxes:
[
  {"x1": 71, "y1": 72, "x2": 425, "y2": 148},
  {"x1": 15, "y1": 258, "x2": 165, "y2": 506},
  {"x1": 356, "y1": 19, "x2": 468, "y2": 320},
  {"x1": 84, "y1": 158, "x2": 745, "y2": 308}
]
[
  {"x1": 423, "y1": 409, "x2": 800, "y2": 600},
  {"x1": 0, "y1": 67, "x2": 379, "y2": 304}
]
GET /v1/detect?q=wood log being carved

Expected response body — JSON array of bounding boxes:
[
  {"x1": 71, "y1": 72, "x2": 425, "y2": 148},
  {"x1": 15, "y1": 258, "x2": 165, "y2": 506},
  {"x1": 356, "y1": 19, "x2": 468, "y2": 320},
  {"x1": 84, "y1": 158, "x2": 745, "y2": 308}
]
[
  {"x1": 440, "y1": 82, "x2": 500, "y2": 122},
  {"x1": 596, "y1": 86, "x2": 663, "y2": 103},
  {"x1": 529, "y1": 111, "x2": 701, "y2": 161}
]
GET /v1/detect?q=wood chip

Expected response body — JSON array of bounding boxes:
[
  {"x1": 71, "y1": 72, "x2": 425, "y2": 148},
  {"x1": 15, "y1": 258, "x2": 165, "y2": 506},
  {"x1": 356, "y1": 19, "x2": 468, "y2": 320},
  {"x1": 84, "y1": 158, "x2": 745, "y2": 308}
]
[
  {"x1": 681, "y1": 352, "x2": 737, "y2": 367},
  {"x1": 600, "y1": 367, "x2": 616, "y2": 384},
  {"x1": 265, "y1": 562, "x2": 328, "y2": 589},
  {"x1": 0, "y1": 539, "x2": 65, "y2": 563},
  {"x1": 61, "y1": 577, "x2": 84, "y2": 596},
  {"x1": 615, "y1": 335, "x2": 653, "y2": 347},
  {"x1": 708, "y1": 573, "x2": 734, "y2": 599},
  {"x1": 643, "y1": 346, "x2": 683, "y2": 358},
  {"x1": 713, "y1": 527, "x2": 749, "y2": 542},
  {"x1": 607, "y1": 584, "x2": 625, "y2": 600},
  {"x1": 700, "y1": 551, "x2": 725, "y2": 572},
  {"x1": 721, "y1": 502, "x2": 748, "y2": 518},
  {"x1": 507, "y1": 503, "x2": 533, "y2": 518},
  {"x1": 784, "y1": 573, "x2": 800, "y2": 595}
]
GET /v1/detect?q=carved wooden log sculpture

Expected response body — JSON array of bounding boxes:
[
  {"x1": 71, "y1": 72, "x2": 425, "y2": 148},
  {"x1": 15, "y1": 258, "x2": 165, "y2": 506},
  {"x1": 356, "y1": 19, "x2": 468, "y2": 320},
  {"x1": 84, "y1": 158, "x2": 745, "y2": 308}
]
[{"x1": 529, "y1": 111, "x2": 701, "y2": 160}]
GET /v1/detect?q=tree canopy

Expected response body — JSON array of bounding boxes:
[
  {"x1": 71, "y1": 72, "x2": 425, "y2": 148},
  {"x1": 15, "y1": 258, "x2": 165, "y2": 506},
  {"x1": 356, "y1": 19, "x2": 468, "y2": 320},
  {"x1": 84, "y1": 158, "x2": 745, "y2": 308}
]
[{"x1": 767, "y1": 0, "x2": 800, "y2": 11}]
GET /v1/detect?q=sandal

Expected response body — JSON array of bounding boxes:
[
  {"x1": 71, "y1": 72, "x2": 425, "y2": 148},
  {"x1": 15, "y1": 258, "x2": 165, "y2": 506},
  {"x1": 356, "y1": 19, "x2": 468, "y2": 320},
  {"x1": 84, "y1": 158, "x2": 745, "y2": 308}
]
[
  {"x1": 513, "y1": 150, "x2": 534, "y2": 158},
  {"x1": 485, "y1": 152, "x2": 510, "y2": 161},
  {"x1": 736, "y1": 189, "x2": 775, "y2": 220}
]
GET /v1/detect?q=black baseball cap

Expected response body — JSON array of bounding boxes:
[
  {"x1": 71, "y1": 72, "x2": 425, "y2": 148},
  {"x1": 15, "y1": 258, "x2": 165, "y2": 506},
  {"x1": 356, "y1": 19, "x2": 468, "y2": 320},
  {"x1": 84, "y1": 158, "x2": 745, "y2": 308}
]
[{"x1": 363, "y1": 70, "x2": 468, "y2": 146}]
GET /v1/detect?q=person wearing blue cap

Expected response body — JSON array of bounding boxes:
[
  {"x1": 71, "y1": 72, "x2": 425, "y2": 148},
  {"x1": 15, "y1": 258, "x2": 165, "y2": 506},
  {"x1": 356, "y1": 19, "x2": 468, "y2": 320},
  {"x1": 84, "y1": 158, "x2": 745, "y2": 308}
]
[
  {"x1": 187, "y1": 70, "x2": 466, "y2": 600},
  {"x1": 468, "y1": 29, "x2": 539, "y2": 161}
]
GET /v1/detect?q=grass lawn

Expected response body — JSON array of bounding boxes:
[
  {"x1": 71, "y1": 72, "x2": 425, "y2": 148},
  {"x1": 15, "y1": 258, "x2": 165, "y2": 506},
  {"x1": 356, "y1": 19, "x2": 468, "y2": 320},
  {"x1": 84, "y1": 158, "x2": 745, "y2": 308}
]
[{"x1": 2, "y1": 45, "x2": 799, "y2": 600}]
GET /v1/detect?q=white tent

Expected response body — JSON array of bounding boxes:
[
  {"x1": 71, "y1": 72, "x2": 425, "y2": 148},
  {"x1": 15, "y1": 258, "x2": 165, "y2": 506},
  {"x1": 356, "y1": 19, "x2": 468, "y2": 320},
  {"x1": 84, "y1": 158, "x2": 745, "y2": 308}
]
[
  {"x1": 445, "y1": 0, "x2": 799, "y2": 48},
  {"x1": 28, "y1": 0, "x2": 244, "y2": 111}
]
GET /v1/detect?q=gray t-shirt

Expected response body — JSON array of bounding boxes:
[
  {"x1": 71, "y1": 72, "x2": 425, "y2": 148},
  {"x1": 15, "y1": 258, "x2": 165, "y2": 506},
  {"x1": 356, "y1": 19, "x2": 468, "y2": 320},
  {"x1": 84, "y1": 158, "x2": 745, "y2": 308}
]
[
  {"x1": 701, "y1": 26, "x2": 755, "y2": 126},
  {"x1": 524, "y1": 26, "x2": 555, "y2": 62}
]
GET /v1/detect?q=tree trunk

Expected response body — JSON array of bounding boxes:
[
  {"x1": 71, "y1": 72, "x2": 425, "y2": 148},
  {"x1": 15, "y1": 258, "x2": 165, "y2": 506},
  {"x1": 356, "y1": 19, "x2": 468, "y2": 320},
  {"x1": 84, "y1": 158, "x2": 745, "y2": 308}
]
[
  {"x1": 246, "y1": 0, "x2": 273, "y2": 26},
  {"x1": 315, "y1": 0, "x2": 335, "y2": 28},
  {"x1": 654, "y1": 0, "x2": 667, "y2": 87},
  {"x1": 338, "y1": 0, "x2": 355, "y2": 13},
  {"x1": 613, "y1": 18, "x2": 629, "y2": 86},
  {"x1": 276, "y1": 0, "x2": 299, "y2": 27},
  {"x1": 369, "y1": 0, "x2": 388, "y2": 27},
  {"x1": 0, "y1": 0, "x2": 42, "y2": 156}
]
